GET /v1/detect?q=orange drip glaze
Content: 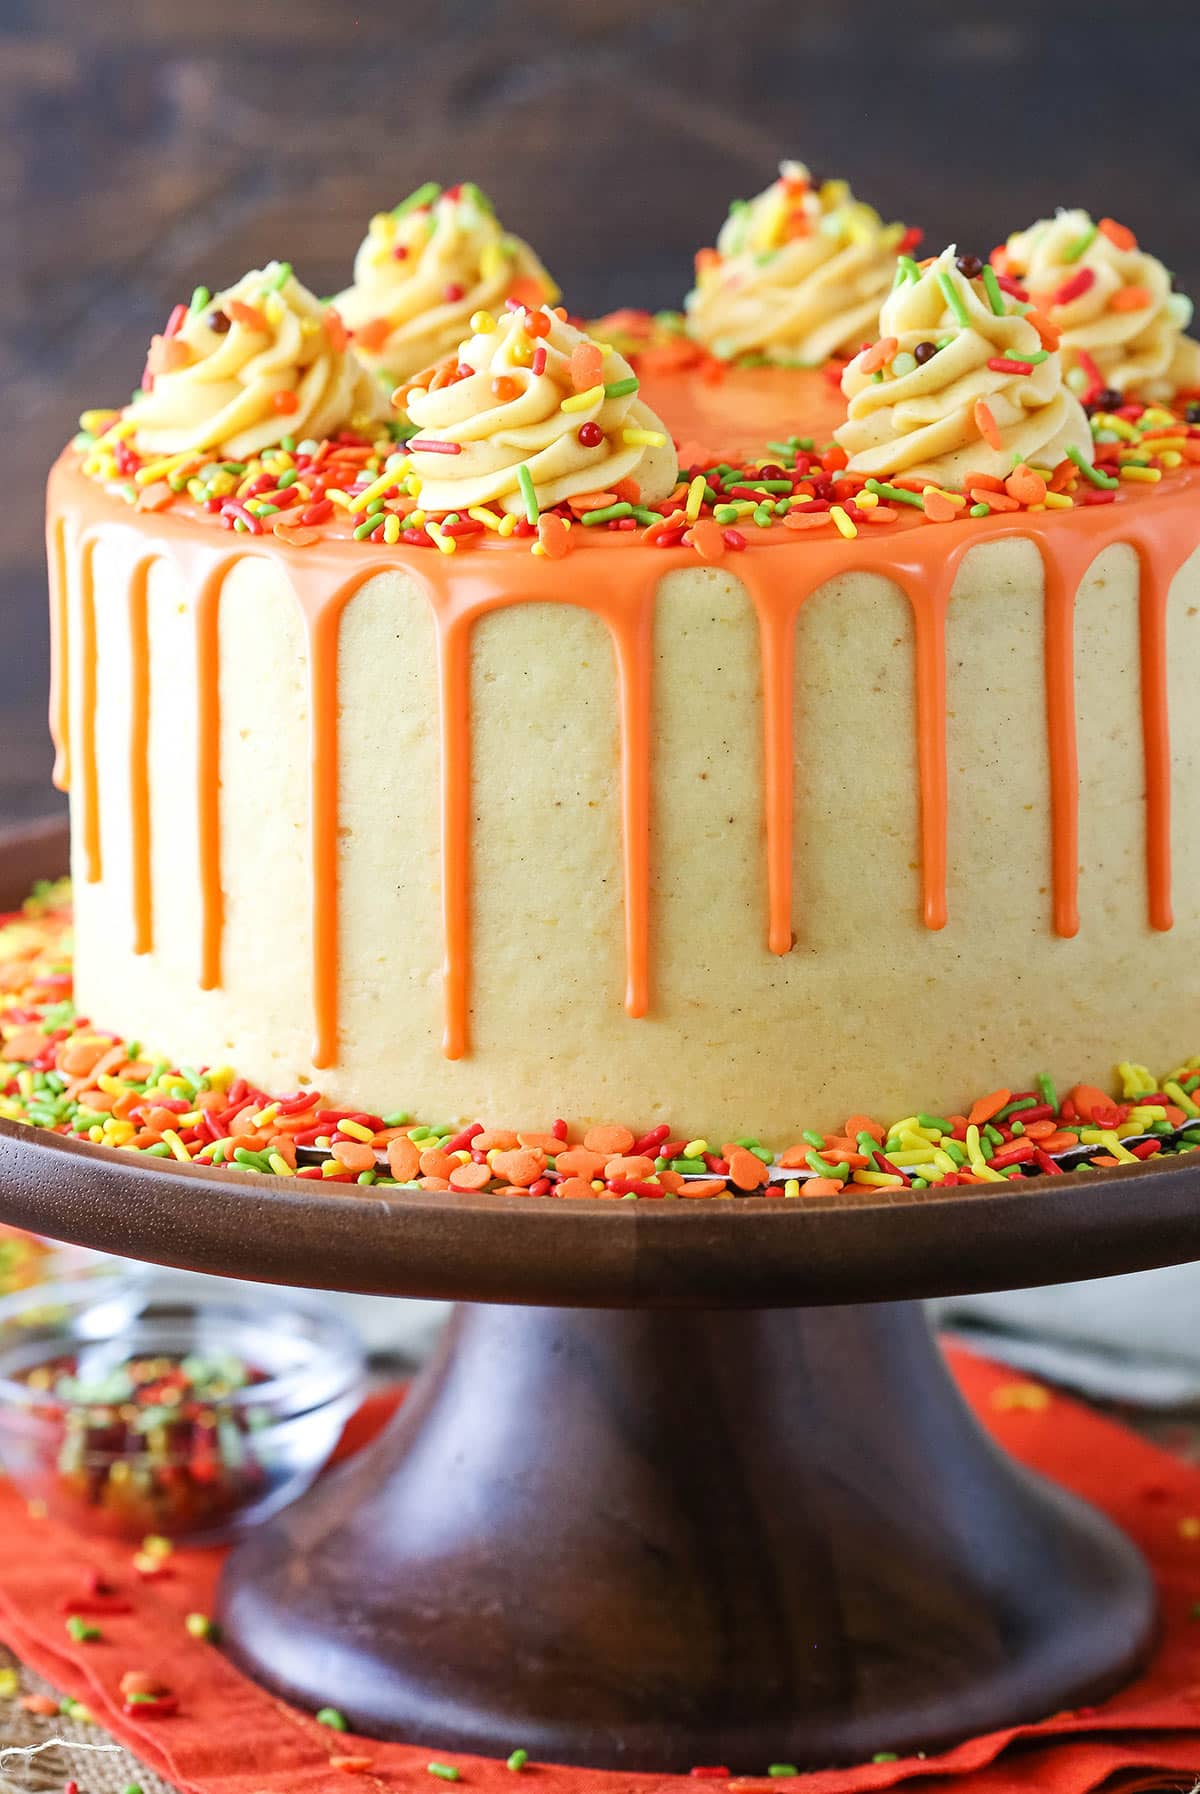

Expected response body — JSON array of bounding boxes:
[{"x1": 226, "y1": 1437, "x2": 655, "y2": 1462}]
[
  {"x1": 77, "y1": 537, "x2": 101, "y2": 883},
  {"x1": 127, "y1": 557, "x2": 154, "y2": 954},
  {"x1": 46, "y1": 513, "x2": 70, "y2": 791},
  {"x1": 47, "y1": 453, "x2": 1200, "y2": 1071}
]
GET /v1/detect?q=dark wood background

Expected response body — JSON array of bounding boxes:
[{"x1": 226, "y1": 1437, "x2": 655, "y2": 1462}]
[{"x1": 5, "y1": 0, "x2": 1199, "y2": 827}]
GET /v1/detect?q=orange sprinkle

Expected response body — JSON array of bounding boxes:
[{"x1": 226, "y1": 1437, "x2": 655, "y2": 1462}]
[
  {"x1": 1098, "y1": 217, "x2": 1138, "y2": 253},
  {"x1": 570, "y1": 341, "x2": 605, "y2": 392},
  {"x1": 567, "y1": 491, "x2": 619, "y2": 512},
  {"x1": 418, "y1": 1147, "x2": 455, "y2": 1180},
  {"x1": 1025, "y1": 308, "x2": 1060, "y2": 351},
  {"x1": 354, "y1": 317, "x2": 392, "y2": 353},
  {"x1": 727, "y1": 1147, "x2": 770, "y2": 1191},
  {"x1": 554, "y1": 1147, "x2": 609, "y2": 1179},
  {"x1": 969, "y1": 486, "x2": 1020, "y2": 512},
  {"x1": 974, "y1": 401, "x2": 1002, "y2": 451},
  {"x1": 273, "y1": 521, "x2": 321, "y2": 547},
  {"x1": 517, "y1": 1131, "x2": 567, "y2": 1154},
  {"x1": 448, "y1": 1160, "x2": 492, "y2": 1191},
  {"x1": 687, "y1": 517, "x2": 726, "y2": 562},
  {"x1": 1005, "y1": 464, "x2": 1047, "y2": 506},
  {"x1": 604, "y1": 1154, "x2": 657, "y2": 1181},
  {"x1": 583, "y1": 1124, "x2": 636, "y2": 1156},
  {"x1": 676, "y1": 1178, "x2": 729, "y2": 1199},
  {"x1": 803, "y1": 1178, "x2": 844, "y2": 1197},
  {"x1": 324, "y1": 307, "x2": 349, "y2": 352},
  {"x1": 537, "y1": 514, "x2": 571, "y2": 559},
  {"x1": 844, "y1": 1113, "x2": 884, "y2": 1144},
  {"x1": 783, "y1": 508, "x2": 831, "y2": 531},
  {"x1": 921, "y1": 488, "x2": 959, "y2": 524},
  {"x1": 226, "y1": 299, "x2": 270, "y2": 332},
  {"x1": 1109, "y1": 285, "x2": 1153, "y2": 312},
  {"x1": 330, "y1": 1758, "x2": 375, "y2": 1775},
  {"x1": 612, "y1": 476, "x2": 641, "y2": 504},
  {"x1": 473, "y1": 1129, "x2": 520, "y2": 1153},
  {"x1": 386, "y1": 1137, "x2": 421, "y2": 1182},
  {"x1": 330, "y1": 1139, "x2": 375, "y2": 1174},
  {"x1": 489, "y1": 1147, "x2": 546, "y2": 1187},
  {"x1": 272, "y1": 389, "x2": 300, "y2": 414},
  {"x1": 556, "y1": 1177, "x2": 597, "y2": 1200},
  {"x1": 20, "y1": 1695, "x2": 61, "y2": 1716},
  {"x1": 964, "y1": 470, "x2": 1006, "y2": 493},
  {"x1": 859, "y1": 335, "x2": 899, "y2": 375},
  {"x1": 967, "y1": 1088, "x2": 1010, "y2": 1127}
]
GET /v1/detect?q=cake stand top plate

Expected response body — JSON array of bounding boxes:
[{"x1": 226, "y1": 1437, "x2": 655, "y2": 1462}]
[{"x1": 4, "y1": 815, "x2": 1199, "y2": 1308}]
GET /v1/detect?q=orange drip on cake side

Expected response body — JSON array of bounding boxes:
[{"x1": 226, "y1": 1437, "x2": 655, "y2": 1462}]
[{"x1": 47, "y1": 453, "x2": 1200, "y2": 1075}]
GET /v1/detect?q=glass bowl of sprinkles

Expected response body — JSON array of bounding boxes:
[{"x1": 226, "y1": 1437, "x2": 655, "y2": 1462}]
[{"x1": 0, "y1": 1274, "x2": 365, "y2": 1542}]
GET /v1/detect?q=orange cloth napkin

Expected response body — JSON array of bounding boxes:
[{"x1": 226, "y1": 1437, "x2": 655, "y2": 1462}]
[{"x1": 0, "y1": 1347, "x2": 1198, "y2": 1794}]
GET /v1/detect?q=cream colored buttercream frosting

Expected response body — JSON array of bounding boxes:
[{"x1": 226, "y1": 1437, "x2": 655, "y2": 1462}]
[
  {"x1": 835, "y1": 246, "x2": 1094, "y2": 484},
  {"x1": 335, "y1": 182, "x2": 559, "y2": 384},
  {"x1": 399, "y1": 304, "x2": 678, "y2": 514},
  {"x1": 127, "y1": 263, "x2": 389, "y2": 461},
  {"x1": 684, "y1": 161, "x2": 912, "y2": 367},
  {"x1": 996, "y1": 209, "x2": 1200, "y2": 402}
]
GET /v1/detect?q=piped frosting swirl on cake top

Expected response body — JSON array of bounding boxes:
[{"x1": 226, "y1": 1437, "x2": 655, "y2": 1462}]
[
  {"x1": 335, "y1": 182, "x2": 560, "y2": 384},
  {"x1": 684, "y1": 161, "x2": 916, "y2": 367},
  {"x1": 835, "y1": 247, "x2": 1095, "y2": 484},
  {"x1": 127, "y1": 264, "x2": 389, "y2": 462},
  {"x1": 397, "y1": 304, "x2": 678, "y2": 515},
  {"x1": 994, "y1": 209, "x2": 1200, "y2": 403}
]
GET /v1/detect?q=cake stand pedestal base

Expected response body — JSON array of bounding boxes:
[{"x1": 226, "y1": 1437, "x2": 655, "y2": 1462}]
[{"x1": 220, "y1": 1299, "x2": 1154, "y2": 1771}]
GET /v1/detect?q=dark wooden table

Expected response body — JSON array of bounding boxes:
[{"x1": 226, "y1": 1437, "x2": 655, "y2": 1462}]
[{"x1": 5, "y1": 0, "x2": 1199, "y2": 825}]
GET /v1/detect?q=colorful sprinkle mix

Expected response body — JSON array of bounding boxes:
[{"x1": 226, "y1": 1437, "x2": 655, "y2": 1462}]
[{"x1": 6, "y1": 884, "x2": 1200, "y2": 1201}]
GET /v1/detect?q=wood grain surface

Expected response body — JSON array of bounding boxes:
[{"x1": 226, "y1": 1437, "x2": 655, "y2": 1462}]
[{"x1": 4, "y1": 0, "x2": 1198, "y2": 824}]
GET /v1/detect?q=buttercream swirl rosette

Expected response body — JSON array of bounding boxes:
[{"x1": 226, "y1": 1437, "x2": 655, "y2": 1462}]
[
  {"x1": 398, "y1": 305, "x2": 678, "y2": 516},
  {"x1": 834, "y1": 247, "x2": 1095, "y2": 485},
  {"x1": 684, "y1": 161, "x2": 915, "y2": 367},
  {"x1": 335, "y1": 182, "x2": 560, "y2": 384},
  {"x1": 995, "y1": 209, "x2": 1200, "y2": 402},
  {"x1": 128, "y1": 263, "x2": 389, "y2": 461}
]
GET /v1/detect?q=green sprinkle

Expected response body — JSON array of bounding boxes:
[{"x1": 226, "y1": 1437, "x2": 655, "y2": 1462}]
[
  {"x1": 516, "y1": 463, "x2": 538, "y2": 524},
  {"x1": 981, "y1": 264, "x2": 1007, "y2": 317},
  {"x1": 896, "y1": 254, "x2": 922, "y2": 285},
  {"x1": 428, "y1": 1765, "x2": 461, "y2": 1781},
  {"x1": 189, "y1": 285, "x2": 211, "y2": 314},
  {"x1": 969, "y1": 503, "x2": 991, "y2": 517},
  {"x1": 264, "y1": 260, "x2": 293, "y2": 289},
  {"x1": 917, "y1": 1113, "x2": 950, "y2": 1132},
  {"x1": 801, "y1": 1129, "x2": 825, "y2": 1147},
  {"x1": 865, "y1": 479, "x2": 925, "y2": 510},
  {"x1": 1026, "y1": 348, "x2": 1050, "y2": 363},
  {"x1": 316, "y1": 1706, "x2": 348, "y2": 1731},
  {"x1": 357, "y1": 1169, "x2": 377, "y2": 1185},
  {"x1": 936, "y1": 268, "x2": 971, "y2": 327},
  {"x1": 1037, "y1": 1073, "x2": 1059, "y2": 1110},
  {"x1": 768, "y1": 1767, "x2": 799, "y2": 1779},
  {"x1": 1067, "y1": 446, "x2": 1119, "y2": 488},
  {"x1": 1062, "y1": 222, "x2": 1098, "y2": 263},
  {"x1": 670, "y1": 1158, "x2": 708, "y2": 1175},
  {"x1": 873, "y1": 1753, "x2": 899, "y2": 1764},
  {"x1": 66, "y1": 1615, "x2": 101, "y2": 1641},
  {"x1": 603, "y1": 375, "x2": 639, "y2": 399},
  {"x1": 631, "y1": 507, "x2": 666, "y2": 527},
  {"x1": 353, "y1": 513, "x2": 386, "y2": 540},
  {"x1": 124, "y1": 1785, "x2": 146, "y2": 1794},
  {"x1": 713, "y1": 504, "x2": 741, "y2": 525},
  {"x1": 580, "y1": 501, "x2": 634, "y2": 526},
  {"x1": 506, "y1": 1750, "x2": 529, "y2": 1772},
  {"x1": 186, "y1": 1610, "x2": 219, "y2": 1640},
  {"x1": 394, "y1": 180, "x2": 441, "y2": 218},
  {"x1": 382, "y1": 1110, "x2": 412, "y2": 1127}
]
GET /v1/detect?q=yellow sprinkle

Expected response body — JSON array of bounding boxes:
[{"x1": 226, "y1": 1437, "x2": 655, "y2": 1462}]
[
  {"x1": 470, "y1": 310, "x2": 497, "y2": 334},
  {"x1": 1094, "y1": 412, "x2": 1139, "y2": 440},
  {"x1": 851, "y1": 1169, "x2": 905, "y2": 1188},
  {"x1": 685, "y1": 475, "x2": 706, "y2": 522},
  {"x1": 1141, "y1": 436, "x2": 1186, "y2": 453},
  {"x1": 161, "y1": 1128, "x2": 193, "y2": 1165},
  {"x1": 854, "y1": 490, "x2": 879, "y2": 510},
  {"x1": 683, "y1": 1138, "x2": 709, "y2": 1157},
  {"x1": 1164, "y1": 1079, "x2": 1200, "y2": 1118},
  {"x1": 407, "y1": 508, "x2": 426, "y2": 529},
  {"x1": 268, "y1": 1152, "x2": 295, "y2": 1177},
  {"x1": 991, "y1": 1381, "x2": 1051, "y2": 1412},
  {"x1": 530, "y1": 541, "x2": 547, "y2": 557},
  {"x1": 1159, "y1": 450, "x2": 1183, "y2": 468},
  {"x1": 1120, "y1": 464, "x2": 1161, "y2": 482},
  {"x1": 964, "y1": 1123, "x2": 986, "y2": 1169},
  {"x1": 622, "y1": 428, "x2": 666, "y2": 447},
  {"x1": 497, "y1": 513, "x2": 517, "y2": 537},
  {"x1": 208, "y1": 1065, "x2": 236, "y2": 1090},
  {"x1": 80, "y1": 408, "x2": 119, "y2": 435},
  {"x1": 339, "y1": 1118, "x2": 375, "y2": 1143},
  {"x1": 829, "y1": 504, "x2": 857, "y2": 540},
  {"x1": 134, "y1": 451, "x2": 198, "y2": 487},
  {"x1": 784, "y1": 1179, "x2": 801, "y2": 1199},
  {"x1": 349, "y1": 469, "x2": 401, "y2": 514},
  {"x1": 885, "y1": 1147, "x2": 939, "y2": 1167},
  {"x1": 1043, "y1": 492, "x2": 1073, "y2": 508},
  {"x1": 95, "y1": 415, "x2": 140, "y2": 446},
  {"x1": 1143, "y1": 407, "x2": 1176, "y2": 427},
  {"x1": 468, "y1": 505, "x2": 504, "y2": 532},
  {"x1": 560, "y1": 385, "x2": 604, "y2": 414},
  {"x1": 324, "y1": 488, "x2": 353, "y2": 509},
  {"x1": 426, "y1": 521, "x2": 457, "y2": 555},
  {"x1": 383, "y1": 511, "x2": 401, "y2": 544},
  {"x1": 321, "y1": 1158, "x2": 344, "y2": 1177}
]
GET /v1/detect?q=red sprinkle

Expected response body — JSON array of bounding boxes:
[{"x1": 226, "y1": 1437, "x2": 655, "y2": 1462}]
[
  {"x1": 1051, "y1": 267, "x2": 1097, "y2": 309},
  {"x1": 987, "y1": 357, "x2": 1035, "y2": 375},
  {"x1": 407, "y1": 439, "x2": 463, "y2": 455}
]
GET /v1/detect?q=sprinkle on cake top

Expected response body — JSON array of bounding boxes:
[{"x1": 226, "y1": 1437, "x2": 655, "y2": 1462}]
[
  {"x1": 835, "y1": 246, "x2": 1094, "y2": 484},
  {"x1": 994, "y1": 209, "x2": 1200, "y2": 405},
  {"x1": 684, "y1": 161, "x2": 919, "y2": 367},
  {"x1": 335, "y1": 182, "x2": 560, "y2": 384},
  {"x1": 395, "y1": 303, "x2": 678, "y2": 516},
  {"x1": 126, "y1": 263, "x2": 389, "y2": 463}
]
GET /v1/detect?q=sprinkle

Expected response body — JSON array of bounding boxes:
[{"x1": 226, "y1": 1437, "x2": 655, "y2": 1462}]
[
  {"x1": 407, "y1": 439, "x2": 463, "y2": 455},
  {"x1": 864, "y1": 479, "x2": 925, "y2": 510},
  {"x1": 936, "y1": 268, "x2": 971, "y2": 327},
  {"x1": 580, "y1": 501, "x2": 634, "y2": 526},
  {"x1": 470, "y1": 310, "x2": 496, "y2": 333},
  {"x1": 988, "y1": 357, "x2": 1034, "y2": 375},
  {"x1": 1066, "y1": 445, "x2": 1120, "y2": 489},
  {"x1": 316, "y1": 1707, "x2": 348, "y2": 1731},
  {"x1": 428, "y1": 1765, "x2": 461, "y2": 1781},
  {"x1": 1051, "y1": 267, "x2": 1096, "y2": 309},
  {"x1": 1061, "y1": 222, "x2": 1098, "y2": 264},
  {"x1": 829, "y1": 504, "x2": 857, "y2": 539},
  {"x1": 515, "y1": 464, "x2": 539, "y2": 524},
  {"x1": 506, "y1": 1750, "x2": 529, "y2": 1772},
  {"x1": 560, "y1": 385, "x2": 604, "y2": 413},
  {"x1": 973, "y1": 401, "x2": 1002, "y2": 451},
  {"x1": 981, "y1": 264, "x2": 1008, "y2": 317},
  {"x1": 603, "y1": 375, "x2": 639, "y2": 399}
]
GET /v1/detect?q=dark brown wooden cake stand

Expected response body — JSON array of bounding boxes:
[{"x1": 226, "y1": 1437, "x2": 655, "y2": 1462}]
[{"x1": 3, "y1": 821, "x2": 1200, "y2": 1771}]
